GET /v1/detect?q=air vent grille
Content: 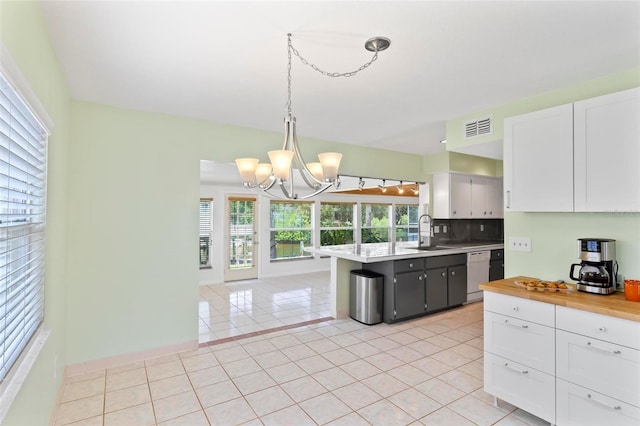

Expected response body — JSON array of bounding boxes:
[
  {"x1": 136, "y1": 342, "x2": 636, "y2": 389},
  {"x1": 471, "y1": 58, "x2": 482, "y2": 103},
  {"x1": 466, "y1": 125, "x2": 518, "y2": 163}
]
[{"x1": 464, "y1": 116, "x2": 492, "y2": 138}]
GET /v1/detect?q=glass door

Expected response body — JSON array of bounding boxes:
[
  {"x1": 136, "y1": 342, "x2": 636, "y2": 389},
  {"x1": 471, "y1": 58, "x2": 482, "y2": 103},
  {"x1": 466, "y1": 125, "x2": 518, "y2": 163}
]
[{"x1": 224, "y1": 196, "x2": 258, "y2": 281}]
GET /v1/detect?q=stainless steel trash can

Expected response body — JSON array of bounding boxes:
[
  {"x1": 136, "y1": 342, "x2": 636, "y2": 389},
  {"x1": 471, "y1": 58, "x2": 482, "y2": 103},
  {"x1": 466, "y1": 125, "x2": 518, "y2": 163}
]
[{"x1": 350, "y1": 270, "x2": 383, "y2": 325}]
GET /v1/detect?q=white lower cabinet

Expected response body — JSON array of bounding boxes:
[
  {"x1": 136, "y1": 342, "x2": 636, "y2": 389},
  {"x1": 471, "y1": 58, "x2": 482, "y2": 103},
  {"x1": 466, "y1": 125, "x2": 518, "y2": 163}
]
[
  {"x1": 484, "y1": 293, "x2": 640, "y2": 426},
  {"x1": 485, "y1": 352, "x2": 556, "y2": 423},
  {"x1": 557, "y1": 379, "x2": 640, "y2": 426},
  {"x1": 556, "y1": 329, "x2": 640, "y2": 407}
]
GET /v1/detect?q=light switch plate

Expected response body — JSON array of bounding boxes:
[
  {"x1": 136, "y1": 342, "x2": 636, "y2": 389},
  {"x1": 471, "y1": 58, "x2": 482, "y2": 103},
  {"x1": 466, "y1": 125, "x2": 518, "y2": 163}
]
[{"x1": 509, "y1": 237, "x2": 531, "y2": 252}]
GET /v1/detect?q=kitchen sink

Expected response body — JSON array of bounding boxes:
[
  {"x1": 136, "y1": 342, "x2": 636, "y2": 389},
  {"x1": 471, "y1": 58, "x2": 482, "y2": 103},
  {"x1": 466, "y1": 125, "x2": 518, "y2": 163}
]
[{"x1": 414, "y1": 246, "x2": 451, "y2": 251}]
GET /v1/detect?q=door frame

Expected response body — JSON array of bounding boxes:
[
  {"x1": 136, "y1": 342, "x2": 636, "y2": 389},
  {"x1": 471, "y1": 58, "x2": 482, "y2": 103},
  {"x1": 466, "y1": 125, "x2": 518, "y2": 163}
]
[{"x1": 224, "y1": 194, "x2": 259, "y2": 282}]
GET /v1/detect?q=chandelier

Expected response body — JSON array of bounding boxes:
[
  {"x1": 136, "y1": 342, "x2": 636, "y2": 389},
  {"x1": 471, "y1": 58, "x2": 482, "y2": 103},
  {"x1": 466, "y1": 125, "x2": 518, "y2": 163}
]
[{"x1": 235, "y1": 33, "x2": 390, "y2": 200}]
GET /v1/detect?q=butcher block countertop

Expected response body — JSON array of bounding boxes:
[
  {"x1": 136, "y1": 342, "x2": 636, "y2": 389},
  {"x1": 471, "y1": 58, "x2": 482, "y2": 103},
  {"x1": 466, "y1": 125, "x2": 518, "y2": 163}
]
[{"x1": 480, "y1": 276, "x2": 640, "y2": 322}]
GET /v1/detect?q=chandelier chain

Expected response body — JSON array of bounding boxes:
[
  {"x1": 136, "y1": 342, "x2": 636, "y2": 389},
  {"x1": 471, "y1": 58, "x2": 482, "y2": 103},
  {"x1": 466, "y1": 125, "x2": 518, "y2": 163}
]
[{"x1": 288, "y1": 35, "x2": 379, "y2": 79}]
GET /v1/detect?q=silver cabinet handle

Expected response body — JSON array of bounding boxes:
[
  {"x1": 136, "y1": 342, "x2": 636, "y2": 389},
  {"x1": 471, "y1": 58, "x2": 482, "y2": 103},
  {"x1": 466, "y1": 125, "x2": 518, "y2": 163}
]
[
  {"x1": 506, "y1": 190, "x2": 511, "y2": 208},
  {"x1": 587, "y1": 341, "x2": 622, "y2": 355},
  {"x1": 512, "y1": 306, "x2": 519, "y2": 311},
  {"x1": 587, "y1": 394, "x2": 621, "y2": 410},
  {"x1": 504, "y1": 319, "x2": 529, "y2": 329},
  {"x1": 451, "y1": 271, "x2": 456, "y2": 276},
  {"x1": 409, "y1": 262, "x2": 413, "y2": 268},
  {"x1": 441, "y1": 272, "x2": 446, "y2": 277},
  {"x1": 504, "y1": 363, "x2": 528, "y2": 374},
  {"x1": 418, "y1": 275, "x2": 423, "y2": 281}
]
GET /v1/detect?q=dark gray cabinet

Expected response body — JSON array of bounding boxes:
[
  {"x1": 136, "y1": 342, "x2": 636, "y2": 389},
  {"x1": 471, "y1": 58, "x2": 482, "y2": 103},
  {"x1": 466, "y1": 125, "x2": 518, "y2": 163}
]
[
  {"x1": 424, "y1": 267, "x2": 447, "y2": 312},
  {"x1": 370, "y1": 253, "x2": 468, "y2": 323},
  {"x1": 448, "y1": 264, "x2": 468, "y2": 306},
  {"x1": 394, "y1": 271, "x2": 426, "y2": 319},
  {"x1": 489, "y1": 249, "x2": 504, "y2": 281}
]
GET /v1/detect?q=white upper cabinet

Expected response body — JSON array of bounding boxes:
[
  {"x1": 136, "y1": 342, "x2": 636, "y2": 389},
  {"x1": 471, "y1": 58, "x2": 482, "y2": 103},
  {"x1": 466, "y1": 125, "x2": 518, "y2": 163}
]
[
  {"x1": 433, "y1": 173, "x2": 503, "y2": 219},
  {"x1": 504, "y1": 87, "x2": 640, "y2": 213},
  {"x1": 574, "y1": 87, "x2": 640, "y2": 212},
  {"x1": 504, "y1": 104, "x2": 574, "y2": 212}
]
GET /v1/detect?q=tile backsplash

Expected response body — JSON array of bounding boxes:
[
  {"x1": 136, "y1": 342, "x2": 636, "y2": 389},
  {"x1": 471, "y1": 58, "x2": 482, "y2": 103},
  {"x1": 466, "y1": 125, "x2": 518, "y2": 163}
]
[{"x1": 431, "y1": 219, "x2": 504, "y2": 245}]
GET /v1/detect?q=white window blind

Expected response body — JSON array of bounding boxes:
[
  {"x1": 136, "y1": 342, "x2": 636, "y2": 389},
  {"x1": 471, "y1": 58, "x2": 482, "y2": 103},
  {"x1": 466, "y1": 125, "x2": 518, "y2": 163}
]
[
  {"x1": 199, "y1": 198, "x2": 212, "y2": 268},
  {"x1": 0, "y1": 72, "x2": 48, "y2": 383}
]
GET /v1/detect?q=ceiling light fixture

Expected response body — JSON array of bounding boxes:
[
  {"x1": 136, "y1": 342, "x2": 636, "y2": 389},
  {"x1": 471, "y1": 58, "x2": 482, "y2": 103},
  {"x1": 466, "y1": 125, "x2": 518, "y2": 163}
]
[
  {"x1": 235, "y1": 33, "x2": 390, "y2": 199},
  {"x1": 397, "y1": 181, "x2": 405, "y2": 195},
  {"x1": 411, "y1": 183, "x2": 420, "y2": 195},
  {"x1": 378, "y1": 179, "x2": 387, "y2": 193},
  {"x1": 358, "y1": 178, "x2": 365, "y2": 190}
]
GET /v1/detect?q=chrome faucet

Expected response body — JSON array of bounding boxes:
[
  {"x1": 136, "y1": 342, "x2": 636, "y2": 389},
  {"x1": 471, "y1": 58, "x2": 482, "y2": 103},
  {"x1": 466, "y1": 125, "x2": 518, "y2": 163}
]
[{"x1": 418, "y1": 213, "x2": 434, "y2": 248}]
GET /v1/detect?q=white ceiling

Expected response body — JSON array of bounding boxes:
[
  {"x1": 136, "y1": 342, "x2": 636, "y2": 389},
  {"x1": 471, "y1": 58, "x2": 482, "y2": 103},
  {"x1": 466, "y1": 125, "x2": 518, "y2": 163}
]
[{"x1": 40, "y1": 1, "x2": 640, "y2": 156}]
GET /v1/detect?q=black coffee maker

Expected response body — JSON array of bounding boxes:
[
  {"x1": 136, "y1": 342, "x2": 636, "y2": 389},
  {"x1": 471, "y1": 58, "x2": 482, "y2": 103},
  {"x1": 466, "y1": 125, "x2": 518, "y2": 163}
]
[{"x1": 570, "y1": 238, "x2": 618, "y2": 295}]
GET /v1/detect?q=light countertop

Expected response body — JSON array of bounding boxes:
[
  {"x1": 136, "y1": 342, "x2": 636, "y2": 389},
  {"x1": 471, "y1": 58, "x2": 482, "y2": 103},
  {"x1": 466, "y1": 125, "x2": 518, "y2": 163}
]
[
  {"x1": 480, "y1": 276, "x2": 640, "y2": 322},
  {"x1": 306, "y1": 242, "x2": 504, "y2": 263}
]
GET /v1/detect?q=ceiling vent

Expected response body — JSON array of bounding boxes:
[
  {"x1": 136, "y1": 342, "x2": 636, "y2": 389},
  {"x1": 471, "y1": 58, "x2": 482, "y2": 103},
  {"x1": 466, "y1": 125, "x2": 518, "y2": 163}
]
[{"x1": 464, "y1": 116, "x2": 492, "y2": 138}]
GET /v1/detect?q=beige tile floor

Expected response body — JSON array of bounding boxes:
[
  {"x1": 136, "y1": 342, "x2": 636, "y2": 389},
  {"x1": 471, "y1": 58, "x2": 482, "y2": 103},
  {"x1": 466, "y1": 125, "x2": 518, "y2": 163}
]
[
  {"x1": 53, "y1": 272, "x2": 550, "y2": 426},
  {"x1": 198, "y1": 272, "x2": 332, "y2": 343}
]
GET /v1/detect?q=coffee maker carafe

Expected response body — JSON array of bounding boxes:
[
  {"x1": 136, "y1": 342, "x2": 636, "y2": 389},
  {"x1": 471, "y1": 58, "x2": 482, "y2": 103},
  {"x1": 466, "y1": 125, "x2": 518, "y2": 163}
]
[{"x1": 569, "y1": 238, "x2": 618, "y2": 295}]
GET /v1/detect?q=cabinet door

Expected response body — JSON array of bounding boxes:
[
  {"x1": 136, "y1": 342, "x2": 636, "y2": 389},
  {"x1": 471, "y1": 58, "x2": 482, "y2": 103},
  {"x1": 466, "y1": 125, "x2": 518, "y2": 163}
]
[
  {"x1": 425, "y1": 267, "x2": 447, "y2": 312},
  {"x1": 557, "y1": 379, "x2": 640, "y2": 426},
  {"x1": 486, "y1": 177, "x2": 503, "y2": 218},
  {"x1": 489, "y1": 259, "x2": 504, "y2": 281},
  {"x1": 450, "y1": 173, "x2": 472, "y2": 218},
  {"x1": 556, "y1": 329, "x2": 640, "y2": 407},
  {"x1": 574, "y1": 87, "x2": 640, "y2": 212},
  {"x1": 470, "y1": 175, "x2": 488, "y2": 218},
  {"x1": 504, "y1": 104, "x2": 574, "y2": 212},
  {"x1": 448, "y1": 264, "x2": 467, "y2": 306},
  {"x1": 484, "y1": 353, "x2": 556, "y2": 424},
  {"x1": 394, "y1": 271, "x2": 426, "y2": 320}
]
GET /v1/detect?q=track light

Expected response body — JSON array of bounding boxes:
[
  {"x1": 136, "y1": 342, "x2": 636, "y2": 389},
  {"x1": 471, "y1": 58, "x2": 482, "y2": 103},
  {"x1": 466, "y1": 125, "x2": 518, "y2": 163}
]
[
  {"x1": 358, "y1": 177, "x2": 365, "y2": 190},
  {"x1": 411, "y1": 183, "x2": 419, "y2": 195},
  {"x1": 397, "y1": 181, "x2": 404, "y2": 194},
  {"x1": 378, "y1": 179, "x2": 387, "y2": 193}
]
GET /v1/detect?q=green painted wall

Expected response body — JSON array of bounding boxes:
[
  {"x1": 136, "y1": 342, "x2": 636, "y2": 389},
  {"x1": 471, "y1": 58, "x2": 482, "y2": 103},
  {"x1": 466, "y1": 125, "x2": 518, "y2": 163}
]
[
  {"x1": 446, "y1": 70, "x2": 640, "y2": 282},
  {"x1": 1, "y1": 1, "x2": 71, "y2": 424},
  {"x1": 446, "y1": 68, "x2": 640, "y2": 150}
]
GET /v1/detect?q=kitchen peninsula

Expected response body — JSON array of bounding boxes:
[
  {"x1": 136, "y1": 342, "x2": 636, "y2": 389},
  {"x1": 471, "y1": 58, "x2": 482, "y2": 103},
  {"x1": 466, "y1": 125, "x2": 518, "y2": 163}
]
[{"x1": 307, "y1": 241, "x2": 504, "y2": 322}]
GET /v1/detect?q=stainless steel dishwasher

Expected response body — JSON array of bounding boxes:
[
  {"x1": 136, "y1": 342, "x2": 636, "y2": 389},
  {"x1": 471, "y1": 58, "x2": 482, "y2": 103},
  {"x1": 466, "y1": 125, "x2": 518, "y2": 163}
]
[{"x1": 467, "y1": 251, "x2": 490, "y2": 302}]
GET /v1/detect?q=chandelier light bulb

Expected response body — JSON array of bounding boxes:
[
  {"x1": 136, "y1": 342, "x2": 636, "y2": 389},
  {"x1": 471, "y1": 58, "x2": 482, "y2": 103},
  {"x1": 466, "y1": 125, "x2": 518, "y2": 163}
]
[
  {"x1": 268, "y1": 150, "x2": 294, "y2": 181},
  {"x1": 235, "y1": 158, "x2": 259, "y2": 185}
]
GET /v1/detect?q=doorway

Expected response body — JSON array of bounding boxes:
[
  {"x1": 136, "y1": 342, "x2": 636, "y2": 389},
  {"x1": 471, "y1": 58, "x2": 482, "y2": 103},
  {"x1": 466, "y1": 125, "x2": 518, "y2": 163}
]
[{"x1": 224, "y1": 195, "x2": 258, "y2": 281}]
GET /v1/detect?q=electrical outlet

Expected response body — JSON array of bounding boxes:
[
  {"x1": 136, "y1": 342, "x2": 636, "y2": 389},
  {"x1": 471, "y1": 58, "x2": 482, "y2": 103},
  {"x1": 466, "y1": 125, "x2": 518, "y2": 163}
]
[
  {"x1": 443, "y1": 225, "x2": 448, "y2": 233},
  {"x1": 480, "y1": 224, "x2": 484, "y2": 232},
  {"x1": 509, "y1": 237, "x2": 531, "y2": 252},
  {"x1": 433, "y1": 225, "x2": 440, "y2": 234}
]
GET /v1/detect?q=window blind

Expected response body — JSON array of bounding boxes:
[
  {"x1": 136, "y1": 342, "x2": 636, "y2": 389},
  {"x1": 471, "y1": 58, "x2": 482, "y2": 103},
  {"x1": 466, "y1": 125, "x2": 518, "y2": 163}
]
[
  {"x1": 199, "y1": 198, "x2": 212, "y2": 268},
  {"x1": 0, "y1": 72, "x2": 48, "y2": 383}
]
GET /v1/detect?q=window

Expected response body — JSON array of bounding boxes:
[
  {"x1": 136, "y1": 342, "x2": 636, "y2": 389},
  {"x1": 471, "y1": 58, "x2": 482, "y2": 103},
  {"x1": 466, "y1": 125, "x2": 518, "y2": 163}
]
[
  {"x1": 199, "y1": 198, "x2": 212, "y2": 268},
  {"x1": 361, "y1": 203, "x2": 390, "y2": 243},
  {"x1": 395, "y1": 204, "x2": 419, "y2": 242},
  {"x1": 270, "y1": 201, "x2": 312, "y2": 260},
  {"x1": 0, "y1": 72, "x2": 48, "y2": 382},
  {"x1": 320, "y1": 202, "x2": 354, "y2": 246}
]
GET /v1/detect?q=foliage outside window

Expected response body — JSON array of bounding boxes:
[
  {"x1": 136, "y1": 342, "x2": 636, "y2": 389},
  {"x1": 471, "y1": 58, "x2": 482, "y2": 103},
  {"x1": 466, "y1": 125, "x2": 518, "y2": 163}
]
[
  {"x1": 229, "y1": 198, "x2": 255, "y2": 269},
  {"x1": 199, "y1": 198, "x2": 213, "y2": 268},
  {"x1": 270, "y1": 201, "x2": 312, "y2": 260},
  {"x1": 361, "y1": 203, "x2": 390, "y2": 243},
  {"x1": 395, "y1": 204, "x2": 419, "y2": 242},
  {"x1": 320, "y1": 202, "x2": 354, "y2": 246}
]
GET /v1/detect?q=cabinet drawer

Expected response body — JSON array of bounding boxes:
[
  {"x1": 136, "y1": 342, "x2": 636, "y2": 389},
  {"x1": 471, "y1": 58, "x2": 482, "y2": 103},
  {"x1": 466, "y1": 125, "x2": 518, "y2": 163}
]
[
  {"x1": 484, "y1": 292, "x2": 555, "y2": 327},
  {"x1": 556, "y1": 306, "x2": 640, "y2": 350},
  {"x1": 484, "y1": 352, "x2": 555, "y2": 424},
  {"x1": 557, "y1": 379, "x2": 640, "y2": 426},
  {"x1": 394, "y1": 258, "x2": 424, "y2": 273},
  {"x1": 556, "y1": 329, "x2": 640, "y2": 407},
  {"x1": 490, "y1": 249, "x2": 504, "y2": 260},
  {"x1": 484, "y1": 312, "x2": 555, "y2": 374}
]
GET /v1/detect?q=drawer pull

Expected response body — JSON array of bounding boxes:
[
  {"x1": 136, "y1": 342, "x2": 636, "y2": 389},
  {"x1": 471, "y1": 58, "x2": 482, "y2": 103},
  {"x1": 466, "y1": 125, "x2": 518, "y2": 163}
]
[
  {"x1": 598, "y1": 326, "x2": 606, "y2": 332},
  {"x1": 504, "y1": 319, "x2": 528, "y2": 329},
  {"x1": 504, "y1": 363, "x2": 528, "y2": 374},
  {"x1": 512, "y1": 306, "x2": 519, "y2": 312},
  {"x1": 587, "y1": 341, "x2": 622, "y2": 355},
  {"x1": 587, "y1": 393, "x2": 622, "y2": 411}
]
